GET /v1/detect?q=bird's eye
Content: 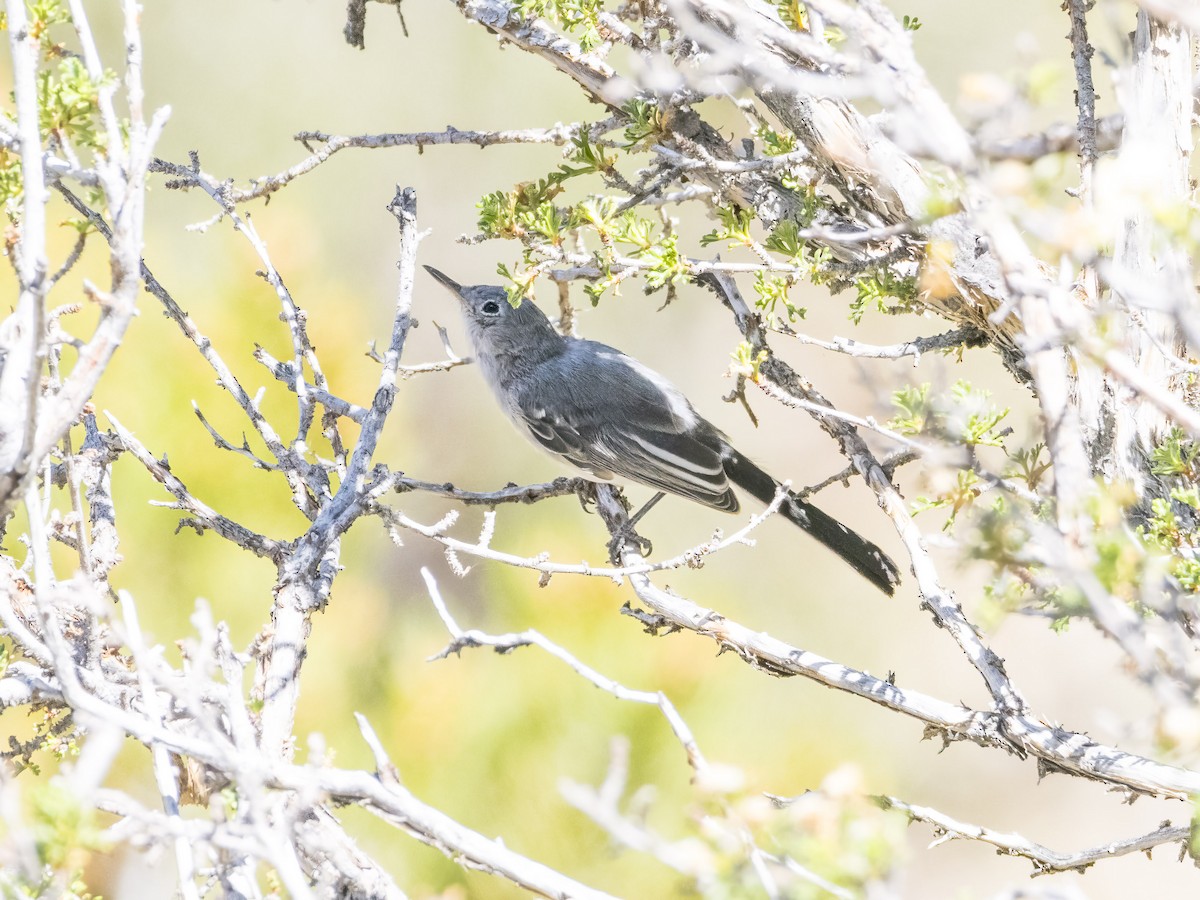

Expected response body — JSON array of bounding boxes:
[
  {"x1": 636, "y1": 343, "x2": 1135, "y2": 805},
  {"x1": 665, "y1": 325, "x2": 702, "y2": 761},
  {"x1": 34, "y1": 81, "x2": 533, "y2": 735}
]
[{"x1": 481, "y1": 300, "x2": 501, "y2": 315}]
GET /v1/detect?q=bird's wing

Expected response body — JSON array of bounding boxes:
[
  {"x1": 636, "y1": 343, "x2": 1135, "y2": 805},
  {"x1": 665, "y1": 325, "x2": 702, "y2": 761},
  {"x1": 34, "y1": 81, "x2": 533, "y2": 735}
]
[{"x1": 515, "y1": 343, "x2": 739, "y2": 511}]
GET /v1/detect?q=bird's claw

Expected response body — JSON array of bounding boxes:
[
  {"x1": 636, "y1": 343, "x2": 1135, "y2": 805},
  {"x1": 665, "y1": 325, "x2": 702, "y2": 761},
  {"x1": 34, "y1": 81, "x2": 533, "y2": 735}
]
[
  {"x1": 607, "y1": 527, "x2": 653, "y2": 565},
  {"x1": 575, "y1": 481, "x2": 598, "y2": 514}
]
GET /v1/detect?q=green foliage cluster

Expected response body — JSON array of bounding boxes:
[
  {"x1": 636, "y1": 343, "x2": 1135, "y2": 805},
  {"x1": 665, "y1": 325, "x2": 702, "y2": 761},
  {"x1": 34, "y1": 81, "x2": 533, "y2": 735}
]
[
  {"x1": 730, "y1": 341, "x2": 768, "y2": 381},
  {"x1": 3, "y1": 704, "x2": 79, "y2": 777},
  {"x1": 470, "y1": 53, "x2": 913, "y2": 331},
  {"x1": 0, "y1": 782, "x2": 105, "y2": 899},
  {"x1": 773, "y1": 0, "x2": 807, "y2": 32},
  {"x1": 514, "y1": 0, "x2": 606, "y2": 51},
  {"x1": 977, "y1": 429, "x2": 1200, "y2": 633},
  {"x1": 477, "y1": 121, "x2": 700, "y2": 304},
  {"x1": 698, "y1": 767, "x2": 907, "y2": 899},
  {"x1": 36, "y1": 57, "x2": 106, "y2": 153},
  {"x1": 849, "y1": 268, "x2": 918, "y2": 324},
  {"x1": 1149, "y1": 427, "x2": 1200, "y2": 477},
  {"x1": 1141, "y1": 429, "x2": 1200, "y2": 592},
  {"x1": 888, "y1": 380, "x2": 1010, "y2": 449},
  {"x1": 1, "y1": 0, "x2": 111, "y2": 221},
  {"x1": 889, "y1": 381, "x2": 1022, "y2": 531}
]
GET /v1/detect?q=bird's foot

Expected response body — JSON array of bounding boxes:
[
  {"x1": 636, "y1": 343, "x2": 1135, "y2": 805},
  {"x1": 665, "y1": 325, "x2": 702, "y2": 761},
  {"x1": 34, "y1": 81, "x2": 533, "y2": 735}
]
[
  {"x1": 575, "y1": 480, "x2": 598, "y2": 514},
  {"x1": 607, "y1": 527, "x2": 653, "y2": 565}
]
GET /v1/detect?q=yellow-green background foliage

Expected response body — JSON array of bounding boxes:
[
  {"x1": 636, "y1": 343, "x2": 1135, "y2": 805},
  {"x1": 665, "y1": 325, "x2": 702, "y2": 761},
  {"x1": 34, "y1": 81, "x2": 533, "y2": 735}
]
[{"x1": 4, "y1": 1, "x2": 1197, "y2": 897}]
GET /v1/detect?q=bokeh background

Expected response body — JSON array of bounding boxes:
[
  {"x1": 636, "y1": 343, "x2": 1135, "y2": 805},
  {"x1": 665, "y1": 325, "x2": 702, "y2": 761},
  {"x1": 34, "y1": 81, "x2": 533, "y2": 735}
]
[{"x1": 6, "y1": 0, "x2": 1199, "y2": 896}]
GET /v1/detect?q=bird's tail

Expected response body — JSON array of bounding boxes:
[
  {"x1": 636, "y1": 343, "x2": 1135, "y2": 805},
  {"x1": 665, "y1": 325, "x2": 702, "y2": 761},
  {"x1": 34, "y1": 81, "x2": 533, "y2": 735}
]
[{"x1": 725, "y1": 452, "x2": 901, "y2": 596}]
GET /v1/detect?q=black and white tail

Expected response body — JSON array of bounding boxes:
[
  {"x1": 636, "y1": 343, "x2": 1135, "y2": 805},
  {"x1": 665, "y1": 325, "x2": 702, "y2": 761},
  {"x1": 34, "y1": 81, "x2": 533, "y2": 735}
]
[{"x1": 724, "y1": 451, "x2": 901, "y2": 596}]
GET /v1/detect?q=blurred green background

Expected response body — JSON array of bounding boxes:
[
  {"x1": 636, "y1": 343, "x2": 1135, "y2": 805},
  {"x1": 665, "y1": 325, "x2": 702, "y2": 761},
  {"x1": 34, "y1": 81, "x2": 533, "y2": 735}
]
[{"x1": 6, "y1": 0, "x2": 1199, "y2": 896}]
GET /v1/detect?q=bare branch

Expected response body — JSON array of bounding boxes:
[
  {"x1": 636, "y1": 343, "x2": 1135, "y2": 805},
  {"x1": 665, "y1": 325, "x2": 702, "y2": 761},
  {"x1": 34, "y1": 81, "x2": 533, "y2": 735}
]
[
  {"x1": 700, "y1": 270, "x2": 1028, "y2": 713},
  {"x1": 978, "y1": 114, "x2": 1123, "y2": 162},
  {"x1": 881, "y1": 795, "x2": 1189, "y2": 874},
  {"x1": 784, "y1": 326, "x2": 989, "y2": 362},
  {"x1": 107, "y1": 413, "x2": 286, "y2": 563},
  {"x1": 592, "y1": 483, "x2": 1200, "y2": 799},
  {"x1": 422, "y1": 567, "x2": 708, "y2": 771}
]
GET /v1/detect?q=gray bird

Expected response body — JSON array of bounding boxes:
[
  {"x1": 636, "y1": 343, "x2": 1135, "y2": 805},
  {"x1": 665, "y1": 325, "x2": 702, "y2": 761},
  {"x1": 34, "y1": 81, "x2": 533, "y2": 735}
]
[{"x1": 425, "y1": 266, "x2": 900, "y2": 596}]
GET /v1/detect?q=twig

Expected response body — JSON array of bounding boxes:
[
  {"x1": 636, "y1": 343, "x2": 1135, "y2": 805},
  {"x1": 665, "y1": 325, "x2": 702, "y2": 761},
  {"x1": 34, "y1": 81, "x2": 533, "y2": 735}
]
[
  {"x1": 592, "y1": 483, "x2": 1200, "y2": 798},
  {"x1": 1065, "y1": 0, "x2": 1099, "y2": 170},
  {"x1": 784, "y1": 326, "x2": 989, "y2": 362},
  {"x1": 391, "y1": 475, "x2": 589, "y2": 505},
  {"x1": 379, "y1": 484, "x2": 789, "y2": 582},
  {"x1": 106, "y1": 413, "x2": 286, "y2": 562},
  {"x1": 422, "y1": 567, "x2": 708, "y2": 771},
  {"x1": 880, "y1": 795, "x2": 1189, "y2": 874},
  {"x1": 151, "y1": 123, "x2": 600, "y2": 205},
  {"x1": 977, "y1": 114, "x2": 1122, "y2": 162},
  {"x1": 343, "y1": 715, "x2": 618, "y2": 899},
  {"x1": 701, "y1": 270, "x2": 1029, "y2": 710},
  {"x1": 118, "y1": 589, "x2": 200, "y2": 900},
  {"x1": 560, "y1": 740, "x2": 716, "y2": 883},
  {"x1": 0, "y1": 0, "x2": 50, "y2": 511},
  {"x1": 255, "y1": 186, "x2": 422, "y2": 762}
]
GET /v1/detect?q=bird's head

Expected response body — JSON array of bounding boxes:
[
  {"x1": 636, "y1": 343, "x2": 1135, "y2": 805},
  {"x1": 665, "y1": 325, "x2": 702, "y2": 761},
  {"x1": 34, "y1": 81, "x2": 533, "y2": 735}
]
[{"x1": 423, "y1": 265, "x2": 561, "y2": 359}]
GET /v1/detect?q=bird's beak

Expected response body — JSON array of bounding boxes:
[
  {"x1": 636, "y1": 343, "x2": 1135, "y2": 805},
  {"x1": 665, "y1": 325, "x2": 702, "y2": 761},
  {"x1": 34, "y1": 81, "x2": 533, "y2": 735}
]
[{"x1": 423, "y1": 265, "x2": 464, "y2": 299}]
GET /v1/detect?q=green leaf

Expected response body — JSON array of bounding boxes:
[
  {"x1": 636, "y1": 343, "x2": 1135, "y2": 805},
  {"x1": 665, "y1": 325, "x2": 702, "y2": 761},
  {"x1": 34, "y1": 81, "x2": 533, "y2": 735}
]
[
  {"x1": 514, "y1": 0, "x2": 605, "y2": 50},
  {"x1": 850, "y1": 269, "x2": 916, "y2": 324},
  {"x1": 887, "y1": 383, "x2": 930, "y2": 435},
  {"x1": 765, "y1": 219, "x2": 804, "y2": 259},
  {"x1": 566, "y1": 130, "x2": 617, "y2": 174},
  {"x1": 1150, "y1": 427, "x2": 1199, "y2": 476},
  {"x1": 700, "y1": 204, "x2": 755, "y2": 248},
  {"x1": 621, "y1": 98, "x2": 661, "y2": 148},
  {"x1": 751, "y1": 271, "x2": 805, "y2": 322},
  {"x1": 730, "y1": 341, "x2": 768, "y2": 381}
]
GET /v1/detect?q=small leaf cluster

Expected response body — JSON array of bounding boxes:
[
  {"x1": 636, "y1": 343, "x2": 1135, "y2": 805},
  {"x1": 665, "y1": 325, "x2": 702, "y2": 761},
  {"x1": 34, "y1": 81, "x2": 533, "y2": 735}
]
[
  {"x1": 729, "y1": 341, "x2": 768, "y2": 381},
  {"x1": 477, "y1": 173, "x2": 572, "y2": 243},
  {"x1": 888, "y1": 379, "x2": 1009, "y2": 449},
  {"x1": 480, "y1": 146, "x2": 696, "y2": 302},
  {"x1": 1141, "y1": 489, "x2": 1200, "y2": 592},
  {"x1": 478, "y1": 130, "x2": 625, "y2": 244},
  {"x1": 886, "y1": 383, "x2": 929, "y2": 435},
  {"x1": 700, "y1": 204, "x2": 808, "y2": 319},
  {"x1": 1149, "y1": 427, "x2": 1199, "y2": 477},
  {"x1": 698, "y1": 766, "x2": 906, "y2": 900},
  {"x1": 849, "y1": 268, "x2": 917, "y2": 324},
  {"x1": 1140, "y1": 429, "x2": 1200, "y2": 593},
  {"x1": 2, "y1": 701, "x2": 79, "y2": 777},
  {"x1": 890, "y1": 381, "x2": 1011, "y2": 528},
  {"x1": 756, "y1": 124, "x2": 798, "y2": 157},
  {"x1": 752, "y1": 271, "x2": 806, "y2": 322},
  {"x1": 514, "y1": 0, "x2": 605, "y2": 51},
  {"x1": 1074, "y1": 483, "x2": 1188, "y2": 614},
  {"x1": 26, "y1": 0, "x2": 70, "y2": 45},
  {"x1": 700, "y1": 203, "x2": 755, "y2": 249},
  {"x1": 37, "y1": 57, "x2": 108, "y2": 153},
  {"x1": 912, "y1": 469, "x2": 981, "y2": 530},
  {"x1": 755, "y1": 124, "x2": 809, "y2": 190},
  {"x1": 774, "y1": 0, "x2": 807, "y2": 31},
  {"x1": 29, "y1": 783, "x2": 106, "y2": 870},
  {"x1": 566, "y1": 130, "x2": 617, "y2": 175},
  {"x1": 1, "y1": 2, "x2": 111, "y2": 212},
  {"x1": 621, "y1": 98, "x2": 662, "y2": 148},
  {"x1": 1003, "y1": 442, "x2": 1050, "y2": 491}
]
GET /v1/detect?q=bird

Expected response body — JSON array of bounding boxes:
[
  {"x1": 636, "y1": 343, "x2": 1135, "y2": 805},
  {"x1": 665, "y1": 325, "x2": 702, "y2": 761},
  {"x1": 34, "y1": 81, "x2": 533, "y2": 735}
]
[{"x1": 425, "y1": 265, "x2": 901, "y2": 595}]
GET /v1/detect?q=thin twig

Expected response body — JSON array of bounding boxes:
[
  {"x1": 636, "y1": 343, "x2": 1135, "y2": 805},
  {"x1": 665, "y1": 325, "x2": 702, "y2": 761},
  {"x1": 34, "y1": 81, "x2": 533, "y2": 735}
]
[
  {"x1": 880, "y1": 795, "x2": 1188, "y2": 874},
  {"x1": 422, "y1": 567, "x2": 708, "y2": 771}
]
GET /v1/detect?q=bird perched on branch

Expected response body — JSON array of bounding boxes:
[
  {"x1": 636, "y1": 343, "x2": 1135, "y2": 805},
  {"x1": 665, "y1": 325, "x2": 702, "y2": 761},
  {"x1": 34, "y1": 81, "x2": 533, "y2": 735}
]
[{"x1": 425, "y1": 266, "x2": 900, "y2": 596}]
